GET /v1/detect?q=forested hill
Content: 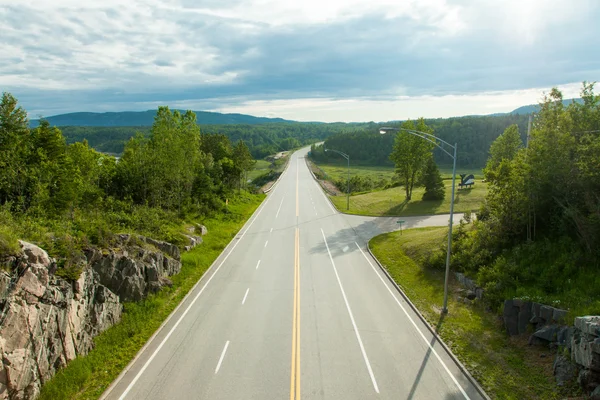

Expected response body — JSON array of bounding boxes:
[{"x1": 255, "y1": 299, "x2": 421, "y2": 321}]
[
  {"x1": 510, "y1": 98, "x2": 583, "y2": 115},
  {"x1": 310, "y1": 114, "x2": 531, "y2": 169},
  {"x1": 30, "y1": 110, "x2": 294, "y2": 127}
]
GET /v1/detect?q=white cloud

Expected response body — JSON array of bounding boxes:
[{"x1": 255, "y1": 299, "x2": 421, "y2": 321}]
[
  {"x1": 1, "y1": 0, "x2": 598, "y2": 120},
  {"x1": 213, "y1": 83, "x2": 583, "y2": 122}
]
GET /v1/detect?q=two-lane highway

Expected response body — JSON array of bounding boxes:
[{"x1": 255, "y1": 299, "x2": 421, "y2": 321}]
[{"x1": 102, "y1": 147, "x2": 487, "y2": 400}]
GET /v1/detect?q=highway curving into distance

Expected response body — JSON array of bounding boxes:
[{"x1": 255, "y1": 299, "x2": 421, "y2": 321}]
[{"x1": 102, "y1": 147, "x2": 487, "y2": 400}]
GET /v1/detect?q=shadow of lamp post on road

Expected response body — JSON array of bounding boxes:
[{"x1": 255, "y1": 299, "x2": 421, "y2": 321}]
[
  {"x1": 324, "y1": 147, "x2": 350, "y2": 211},
  {"x1": 379, "y1": 126, "x2": 458, "y2": 314}
]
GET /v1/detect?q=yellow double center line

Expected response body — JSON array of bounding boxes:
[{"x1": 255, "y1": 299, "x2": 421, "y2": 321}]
[{"x1": 290, "y1": 228, "x2": 301, "y2": 399}]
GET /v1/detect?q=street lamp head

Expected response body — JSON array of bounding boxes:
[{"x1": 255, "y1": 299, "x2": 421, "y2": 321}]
[{"x1": 379, "y1": 127, "x2": 397, "y2": 135}]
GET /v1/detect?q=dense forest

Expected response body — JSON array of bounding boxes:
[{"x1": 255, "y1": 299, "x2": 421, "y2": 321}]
[
  {"x1": 59, "y1": 122, "x2": 362, "y2": 158},
  {"x1": 0, "y1": 93, "x2": 260, "y2": 276},
  {"x1": 310, "y1": 114, "x2": 531, "y2": 168},
  {"x1": 438, "y1": 83, "x2": 600, "y2": 315}
]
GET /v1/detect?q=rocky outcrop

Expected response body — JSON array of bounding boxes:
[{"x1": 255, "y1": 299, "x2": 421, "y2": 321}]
[
  {"x1": 572, "y1": 317, "x2": 600, "y2": 372},
  {"x1": 503, "y1": 299, "x2": 568, "y2": 336},
  {"x1": 0, "y1": 234, "x2": 186, "y2": 400},
  {"x1": 182, "y1": 224, "x2": 207, "y2": 252},
  {"x1": 85, "y1": 234, "x2": 181, "y2": 302},
  {"x1": 454, "y1": 272, "x2": 483, "y2": 301}
]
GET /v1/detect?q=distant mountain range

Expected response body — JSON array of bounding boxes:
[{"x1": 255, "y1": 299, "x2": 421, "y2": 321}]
[
  {"x1": 29, "y1": 98, "x2": 584, "y2": 127},
  {"x1": 30, "y1": 110, "x2": 294, "y2": 127}
]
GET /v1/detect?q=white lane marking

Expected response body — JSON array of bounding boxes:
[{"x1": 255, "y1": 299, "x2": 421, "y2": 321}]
[
  {"x1": 276, "y1": 197, "x2": 284, "y2": 219},
  {"x1": 270, "y1": 227, "x2": 273, "y2": 233},
  {"x1": 314, "y1": 180, "x2": 336, "y2": 214},
  {"x1": 116, "y1": 186, "x2": 273, "y2": 400},
  {"x1": 321, "y1": 229, "x2": 379, "y2": 394},
  {"x1": 355, "y1": 243, "x2": 471, "y2": 400},
  {"x1": 264, "y1": 240, "x2": 268, "y2": 248},
  {"x1": 215, "y1": 341, "x2": 230, "y2": 374},
  {"x1": 256, "y1": 260, "x2": 261, "y2": 270},
  {"x1": 242, "y1": 288, "x2": 250, "y2": 305}
]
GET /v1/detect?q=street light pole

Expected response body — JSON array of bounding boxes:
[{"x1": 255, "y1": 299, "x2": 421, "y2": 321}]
[
  {"x1": 324, "y1": 148, "x2": 350, "y2": 211},
  {"x1": 379, "y1": 126, "x2": 457, "y2": 314}
]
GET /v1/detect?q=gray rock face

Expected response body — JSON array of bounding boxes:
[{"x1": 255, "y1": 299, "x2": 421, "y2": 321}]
[
  {"x1": 85, "y1": 239, "x2": 181, "y2": 302},
  {"x1": 572, "y1": 317, "x2": 600, "y2": 372},
  {"x1": 143, "y1": 237, "x2": 180, "y2": 260},
  {"x1": 0, "y1": 235, "x2": 186, "y2": 400},
  {"x1": 503, "y1": 299, "x2": 533, "y2": 335},
  {"x1": 554, "y1": 354, "x2": 578, "y2": 386},
  {"x1": 503, "y1": 298, "x2": 569, "y2": 336},
  {"x1": 578, "y1": 369, "x2": 600, "y2": 392},
  {"x1": 533, "y1": 324, "x2": 561, "y2": 343}
]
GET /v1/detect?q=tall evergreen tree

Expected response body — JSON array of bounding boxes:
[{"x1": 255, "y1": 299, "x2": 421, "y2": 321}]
[{"x1": 421, "y1": 157, "x2": 445, "y2": 201}]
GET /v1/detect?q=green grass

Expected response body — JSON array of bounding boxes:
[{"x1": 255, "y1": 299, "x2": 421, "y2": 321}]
[
  {"x1": 317, "y1": 162, "x2": 396, "y2": 182},
  {"x1": 315, "y1": 161, "x2": 483, "y2": 183},
  {"x1": 247, "y1": 159, "x2": 272, "y2": 181},
  {"x1": 38, "y1": 192, "x2": 265, "y2": 400},
  {"x1": 369, "y1": 227, "x2": 570, "y2": 400},
  {"x1": 330, "y1": 180, "x2": 488, "y2": 216}
]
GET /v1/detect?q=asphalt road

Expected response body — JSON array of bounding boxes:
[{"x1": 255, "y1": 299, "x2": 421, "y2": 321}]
[{"x1": 102, "y1": 147, "x2": 486, "y2": 400}]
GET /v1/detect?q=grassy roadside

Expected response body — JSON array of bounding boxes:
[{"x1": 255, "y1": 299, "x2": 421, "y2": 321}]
[
  {"x1": 330, "y1": 180, "x2": 488, "y2": 216},
  {"x1": 247, "y1": 159, "x2": 272, "y2": 181},
  {"x1": 38, "y1": 192, "x2": 265, "y2": 400},
  {"x1": 369, "y1": 227, "x2": 570, "y2": 400}
]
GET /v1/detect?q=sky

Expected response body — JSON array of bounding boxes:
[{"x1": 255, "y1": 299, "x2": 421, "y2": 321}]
[{"x1": 1, "y1": 0, "x2": 599, "y2": 122}]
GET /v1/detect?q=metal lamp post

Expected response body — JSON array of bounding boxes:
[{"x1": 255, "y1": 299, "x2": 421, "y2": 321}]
[
  {"x1": 379, "y1": 127, "x2": 457, "y2": 314},
  {"x1": 324, "y1": 148, "x2": 350, "y2": 210}
]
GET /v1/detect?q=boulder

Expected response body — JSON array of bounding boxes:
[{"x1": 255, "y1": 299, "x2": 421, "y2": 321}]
[
  {"x1": 517, "y1": 302, "x2": 533, "y2": 334},
  {"x1": 183, "y1": 235, "x2": 203, "y2": 251},
  {"x1": 579, "y1": 369, "x2": 600, "y2": 392},
  {"x1": 195, "y1": 224, "x2": 208, "y2": 236},
  {"x1": 554, "y1": 354, "x2": 578, "y2": 386},
  {"x1": 466, "y1": 290, "x2": 477, "y2": 300},
  {"x1": 533, "y1": 324, "x2": 561, "y2": 343},
  {"x1": 540, "y1": 305, "x2": 554, "y2": 324},
  {"x1": 503, "y1": 299, "x2": 519, "y2": 336}
]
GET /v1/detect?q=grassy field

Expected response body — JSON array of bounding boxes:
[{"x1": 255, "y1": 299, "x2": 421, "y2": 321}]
[
  {"x1": 38, "y1": 192, "x2": 265, "y2": 400},
  {"x1": 330, "y1": 180, "x2": 488, "y2": 216},
  {"x1": 370, "y1": 227, "x2": 571, "y2": 400},
  {"x1": 315, "y1": 161, "x2": 483, "y2": 183},
  {"x1": 247, "y1": 159, "x2": 272, "y2": 181}
]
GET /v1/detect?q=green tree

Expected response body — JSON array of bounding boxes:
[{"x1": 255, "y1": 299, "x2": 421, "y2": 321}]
[
  {"x1": 233, "y1": 140, "x2": 255, "y2": 190},
  {"x1": 483, "y1": 124, "x2": 523, "y2": 182},
  {"x1": 28, "y1": 120, "x2": 73, "y2": 212},
  {"x1": 421, "y1": 157, "x2": 445, "y2": 201},
  {"x1": 389, "y1": 118, "x2": 434, "y2": 200},
  {"x1": 0, "y1": 93, "x2": 31, "y2": 208}
]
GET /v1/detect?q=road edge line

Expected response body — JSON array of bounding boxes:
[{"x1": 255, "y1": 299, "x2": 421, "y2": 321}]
[
  {"x1": 304, "y1": 157, "x2": 337, "y2": 214},
  {"x1": 100, "y1": 183, "x2": 277, "y2": 400},
  {"x1": 364, "y1": 242, "x2": 491, "y2": 400}
]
